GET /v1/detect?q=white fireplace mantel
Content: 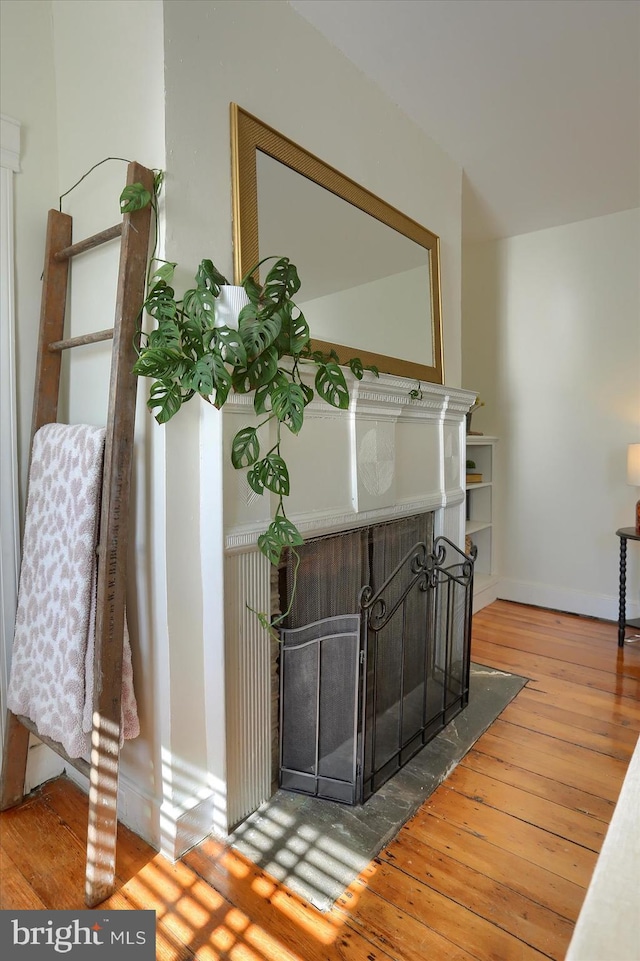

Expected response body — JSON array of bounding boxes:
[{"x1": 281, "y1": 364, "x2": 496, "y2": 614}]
[
  {"x1": 221, "y1": 373, "x2": 477, "y2": 828},
  {"x1": 223, "y1": 372, "x2": 476, "y2": 553}
]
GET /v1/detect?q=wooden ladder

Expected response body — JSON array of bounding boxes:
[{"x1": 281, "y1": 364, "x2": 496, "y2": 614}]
[{"x1": 0, "y1": 161, "x2": 153, "y2": 906}]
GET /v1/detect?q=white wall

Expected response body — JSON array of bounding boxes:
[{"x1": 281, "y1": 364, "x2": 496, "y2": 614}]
[
  {"x1": 0, "y1": 0, "x2": 59, "y2": 513},
  {"x1": 463, "y1": 208, "x2": 640, "y2": 620},
  {"x1": 0, "y1": 0, "x2": 66, "y2": 790}
]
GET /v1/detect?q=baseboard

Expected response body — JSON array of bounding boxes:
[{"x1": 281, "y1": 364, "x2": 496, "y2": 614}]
[
  {"x1": 65, "y1": 764, "x2": 162, "y2": 852},
  {"x1": 473, "y1": 576, "x2": 500, "y2": 613},
  {"x1": 65, "y1": 765, "x2": 221, "y2": 861},
  {"x1": 27, "y1": 744, "x2": 222, "y2": 862},
  {"x1": 17, "y1": 741, "x2": 163, "y2": 851},
  {"x1": 169, "y1": 792, "x2": 218, "y2": 860},
  {"x1": 498, "y1": 578, "x2": 639, "y2": 623},
  {"x1": 25, "y1": 740, "x2": 65, "y2": 793}
]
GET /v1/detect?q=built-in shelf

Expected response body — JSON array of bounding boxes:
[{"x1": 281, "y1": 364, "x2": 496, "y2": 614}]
[
  {"x1": 473, "y1": 572, "x2": 495, "y2": 596},
  {"x1": 465, "y1": 436, "x2": 499, "y2": 612},
  {"x1": 466, "y1": 520, "x2": 491, "y2": 536}
]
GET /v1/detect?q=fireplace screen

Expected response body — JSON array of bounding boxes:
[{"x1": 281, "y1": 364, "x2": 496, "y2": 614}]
[{"x1": 278, "y1": 514, "x2": 475, "y2": 805}]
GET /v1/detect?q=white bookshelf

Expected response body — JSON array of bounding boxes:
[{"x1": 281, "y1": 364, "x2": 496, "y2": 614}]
[{"x1": 465, "y1": 436, "x2": 499, "y2": 612}]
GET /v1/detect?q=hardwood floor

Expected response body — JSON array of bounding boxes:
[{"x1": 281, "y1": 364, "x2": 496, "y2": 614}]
[{"x1": 1, "y1": 601, "x2": 638, "y2": 960}]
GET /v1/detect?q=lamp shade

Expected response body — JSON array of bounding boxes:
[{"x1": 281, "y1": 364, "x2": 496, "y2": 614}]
[{"x1": 628, "y1": 444, "x2": 640, "y2": 487}]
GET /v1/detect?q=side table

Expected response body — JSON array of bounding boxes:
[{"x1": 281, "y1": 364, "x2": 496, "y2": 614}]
[{"x1": 616, "y1": 527, "x2": 640, "y2": 647}]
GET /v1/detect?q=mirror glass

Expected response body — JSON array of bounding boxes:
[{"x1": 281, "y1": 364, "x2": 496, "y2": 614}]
[{"x1": 231, "y1": 105, "x2": 444, "y2": 384}]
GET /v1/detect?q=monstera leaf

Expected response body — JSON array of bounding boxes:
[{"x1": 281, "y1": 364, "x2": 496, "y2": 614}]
[
  {"x1": 248, "y1": 454, "x2": 290, "y2": 497},
  {"x1": 271, "y1": 382, "x2": 305, "y2": 434},
  {"x1": 315, "y1": 362, "x2": 350, "y2": 409},
  {"x1": 257, "y1": 515, "x2": 304, "y2": 566},
  {"x1": 239, "y1": 308, "x2": 282, "y2": 360},
  {"x1": 147, "y1": 380, "x2": 184, "y2": 424},
  {"x1": 231, "y1": 427, "x2": 260, "y2": 469}
]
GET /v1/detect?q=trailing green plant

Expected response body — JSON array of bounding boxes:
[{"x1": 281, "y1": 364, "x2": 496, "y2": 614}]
[{"x1": 121, "y1": 179, "x2": 378, "y2": 630}]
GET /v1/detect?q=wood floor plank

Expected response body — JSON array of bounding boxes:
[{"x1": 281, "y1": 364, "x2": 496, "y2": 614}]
[
  {"x1": 488, "y1": 713, "x2": 631, "y2": 766},
  {"x1": 402, "y1": 811, "x2": 586, "y2": 922},
  {"x1": 472, "y1": 638, "x2": 640, "y2": 699},
  {"x1": 339, "y1": 859, "x2": 550, "y2": 961},
  {"x1": 499, "y1": 702, "x2": 636, "y2": 761},
  {"x1": 502, "y1": 687, "x2": 640, "y2": 756},
  {"x1": 334, "y1": 881, "x2": 481, "y2": 961},
  {"x1": 419, "y1": 786, "x2": 597, "y2": 887},
  {"x1": 473, "y1": 622, "x2": 640, "y2": 679},
  {"x1": 443, "y1": 763, "x2": 606, "y2": 851},
  {"x1": 379, "y1": 829, "x2": 574, "y2": 959},
  {"x1": 0, "y1": 847, "x2": 48, "y2": 909},
  {"x1": 475, "y1": 602, "x2": 616, "y2": 641},
  {"x1": 102, "y1": 887, "x2": 198, "y2": 961},
  {"x1": 475, "y1": 612, "x2": 620, "y2": 663},
  {"x1": 521, "y1": 678, "x2": 640, "y2": 738},
  {"x1": 42, "y1": 775, "x2": 155, "y2": 885},
  {"x1": 184, "y1": 839, "x2": 396, "y2": 961},
  {"x1": 0, "y1": 796, "x2": 89, "y2": 908},
  {"x1": 478, "y1": 605, "x2": 635, "y2": 658},
  {"x1": 520, "y1": 673, "x2": 640, "y2": 729},
  {"x1": 459, "y1": 750, "x2": 616, "y2": 823},
  {"x1": 485, "y1": 718, "x2": 628, "y2": 795},
  {"x1": 472, "y1": 729, "x2": 625, "y2": 803},
  {"x1": 115, "y1": 854, "x2": 294, "y2": 961},
  {"x1": 476, "y1": 607, "x2": 620, "y2": 646}
]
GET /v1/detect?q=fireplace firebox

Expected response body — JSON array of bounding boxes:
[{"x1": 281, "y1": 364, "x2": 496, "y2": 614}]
[{"x1": 278, "y1": 513, "x2": 475, "y2": 805}]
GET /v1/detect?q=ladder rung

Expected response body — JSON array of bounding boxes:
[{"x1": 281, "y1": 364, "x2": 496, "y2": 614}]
[
  {"x1": 49, "y1": 328, "x2": 114, "y2": 352},
  {"x1": 53, "y1": 223, "x2": 123, "y2": 261},
  {"x1": 15, "y1": 714, "x2": 91, "y2": 779}
]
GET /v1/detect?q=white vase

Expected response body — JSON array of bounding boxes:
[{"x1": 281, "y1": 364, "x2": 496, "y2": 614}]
[{"x1": 215, "y1": 285, "x2": 250, "y2": 329}]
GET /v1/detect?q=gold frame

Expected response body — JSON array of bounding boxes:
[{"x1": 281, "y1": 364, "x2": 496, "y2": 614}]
[{"x1": 230, "y1": 103, "x2": 444, "y2": 384}]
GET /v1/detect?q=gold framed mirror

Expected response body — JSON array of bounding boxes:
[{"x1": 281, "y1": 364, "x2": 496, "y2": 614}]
[{"x1": 230, "y1": 104, "x2": 444, "y2": 384}]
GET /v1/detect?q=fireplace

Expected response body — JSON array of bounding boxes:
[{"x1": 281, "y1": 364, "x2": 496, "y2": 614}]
[
  {"x1": 278, "y1": 513, "x2": 474, "y2": 804},
  {"x1": 222, "y1": 374, "x2": 477, "y2": 826}
]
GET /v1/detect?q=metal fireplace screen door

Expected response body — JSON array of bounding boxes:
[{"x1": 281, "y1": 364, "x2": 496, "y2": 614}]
[{"x1": 278, "y1": 515, "x2": 474, "y2": 805}]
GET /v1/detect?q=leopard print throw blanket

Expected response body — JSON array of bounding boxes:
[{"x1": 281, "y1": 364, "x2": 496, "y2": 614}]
[{"x1": 8, "y1": 424, "x2": 139, "y2": 758}]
